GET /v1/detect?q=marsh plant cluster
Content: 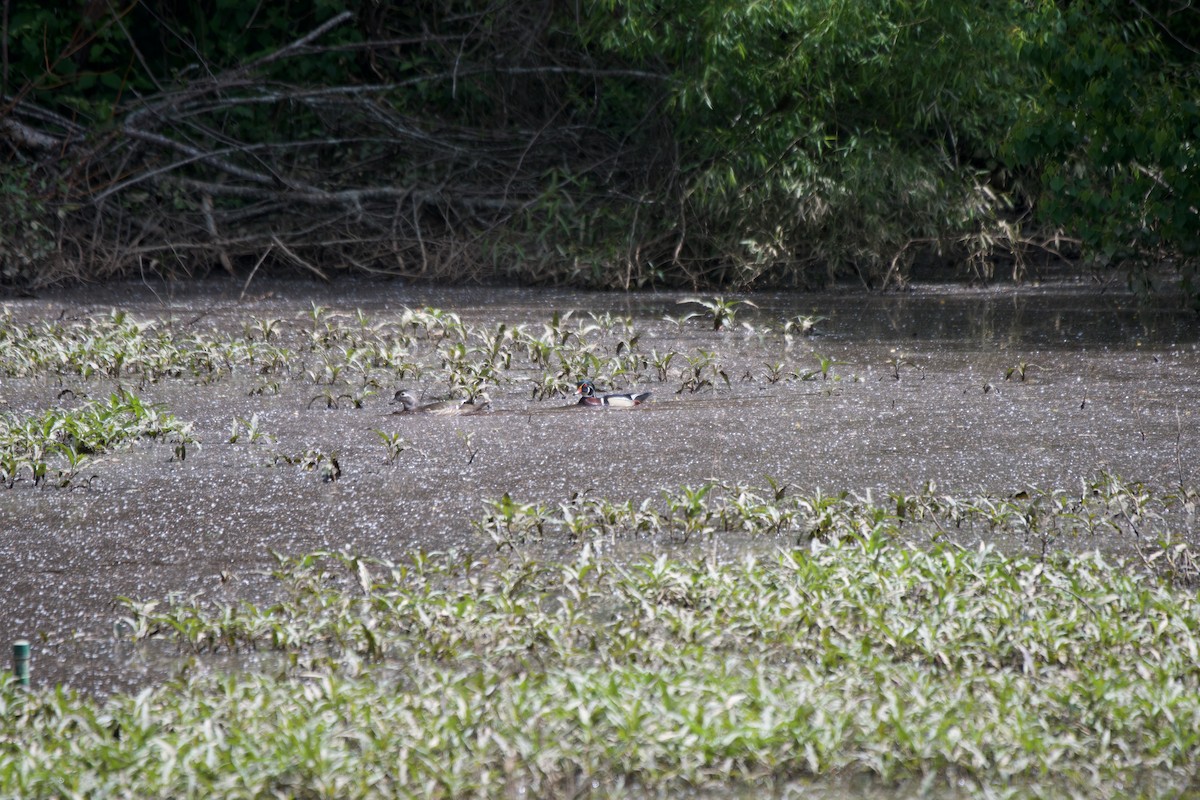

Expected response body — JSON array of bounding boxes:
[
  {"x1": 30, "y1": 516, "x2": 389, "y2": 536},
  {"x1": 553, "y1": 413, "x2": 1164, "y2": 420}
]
[
  {"x1": 4, "y1": 519, "x2": 1200, "y2": 798},
  {"x1": 0, "y1": 389, "x2": 194, "y2": 488},
  {"x1": 478, "y1": 473, "x2": 1199, "y2": 580},
  {"x1": 0, "y1": 301, "x2": 825, "y2": 397},
  {"x1": 0, "y1": 301, "x2": 832, "y2": 483}
]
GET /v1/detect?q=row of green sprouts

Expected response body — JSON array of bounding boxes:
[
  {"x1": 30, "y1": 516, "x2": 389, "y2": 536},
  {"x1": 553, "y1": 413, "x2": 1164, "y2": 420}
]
[
  {"x1": 6, "y1": 520, "x2": 1195, "y2": 797},
  {"x1": 0, "y1": 303, "x2": 835, "y2": 401},
  {"x1": 478, "y1": 473, "x2": 1198, "y2": 582},
  {"x1": 1, "y1": 304, "x2": 1054, "y2": 408},
  {"x1": 0, "y1": 310, "x2": 293, "y2": 383}
]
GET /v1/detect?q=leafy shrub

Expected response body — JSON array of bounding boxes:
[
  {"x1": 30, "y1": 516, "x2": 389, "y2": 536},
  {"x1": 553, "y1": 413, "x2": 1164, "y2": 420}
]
[{"x1": 1007, "y1": 0, "x2": 1200, "y2": 293}]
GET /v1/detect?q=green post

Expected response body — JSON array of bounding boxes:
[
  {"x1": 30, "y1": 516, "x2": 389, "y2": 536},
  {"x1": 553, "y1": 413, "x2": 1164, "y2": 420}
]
[{"x1": 12, "y1": 640, "x2": 30, "y2": 688}]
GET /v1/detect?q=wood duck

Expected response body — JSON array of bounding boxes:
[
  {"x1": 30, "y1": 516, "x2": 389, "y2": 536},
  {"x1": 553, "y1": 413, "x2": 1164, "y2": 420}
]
[
  {"x1": 575, "y1": 379, "x2": 651, "y2": 407},
  {"x1": 391, "y1": 389, "x2": 491, "y2": 415}
]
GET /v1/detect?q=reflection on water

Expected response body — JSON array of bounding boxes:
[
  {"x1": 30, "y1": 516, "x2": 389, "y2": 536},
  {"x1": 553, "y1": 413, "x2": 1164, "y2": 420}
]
[{"x1": 22, "y1": 276, "x2": 1200, "y2": 347}]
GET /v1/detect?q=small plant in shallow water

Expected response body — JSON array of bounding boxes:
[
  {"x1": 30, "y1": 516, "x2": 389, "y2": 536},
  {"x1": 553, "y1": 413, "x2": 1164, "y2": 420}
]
[
  {"x1": 270, "y1": 447, "x2": 339, "y2": 478},
  {"x1": 529, "y1": 372, "x2": 572, "y2": 401},
  {"x1": 783, "y1": 313, "x2": 825, "y2": 336},
  {"x1": 457, "y1": 429, "x2": 480, "y2": 465},
  {"x1": 1005, "y1": 359, "x2": 1040, "y2": 381},
  {"x1": 475, "y1": 492, "x2": 549, "y2": 548},
  {"x1": 307, "y1": 388, "x2": 340, "y2": 409},
  {"x1": 244, "y1": 317, "x2": 284, "y2": 342},
  {"x1": 676, "y1": 295, "x2": 758, "y2": 331},
  {"x1": 586, "y1": 310, "x2": 635, "y2": 336},
  {"x1": 676, "y1": 349, "x2": 729, "y2": 393},
  {"x1": 648, "y1": 349, "x2": 677, "y2": 381},
  {"x1": 373, "y1": 430, "x2": 410, "y2": 465},
  {"x1": 762, "y1": 360, "x2": 787, "y2": 384},
  {"x1": 884, "y1": 353, "x2": 916, "y2": 380},
  {"x1": 798, "y1": 352, "x2": 845, "y2": 381},
  {"x1": 342, "y1": 384, "x2": 377, "y2": 409},
  {"x1": 228, "y1": 413, "x2": 273, "y2": 444},
  {"x1": 400, "y1": 305, "x2": 466, "y2": 340},
  {"x1": 661, "y1": 482, "x2": 716, "y2": 542}
]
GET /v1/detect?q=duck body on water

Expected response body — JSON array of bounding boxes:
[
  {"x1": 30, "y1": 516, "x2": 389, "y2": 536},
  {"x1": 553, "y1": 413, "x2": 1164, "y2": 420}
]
[
  {"x1": 389, "y1": 382, "x2": 648, "y2": 413},
  {"x1": 575, "y1": 379, "x2": 652, "y2": 408},
  {"x1": 391, "y1": 390, "x2": 491, "y2": 415}
]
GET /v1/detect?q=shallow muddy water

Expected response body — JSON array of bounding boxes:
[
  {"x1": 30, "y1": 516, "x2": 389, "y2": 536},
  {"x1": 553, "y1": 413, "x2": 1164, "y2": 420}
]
[{"x1": 1, "y1": 277, "x2": 1198, "y2": 693}]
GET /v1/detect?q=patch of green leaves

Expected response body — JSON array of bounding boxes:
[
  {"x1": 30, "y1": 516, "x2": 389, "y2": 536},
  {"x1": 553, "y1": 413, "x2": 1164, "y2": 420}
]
[
  {"x1": 0, "y1": 389, "x2": 195, "y2": 487},
  {"x1": 5, "y1": 525, "x2": 1199, "y2": 797}
]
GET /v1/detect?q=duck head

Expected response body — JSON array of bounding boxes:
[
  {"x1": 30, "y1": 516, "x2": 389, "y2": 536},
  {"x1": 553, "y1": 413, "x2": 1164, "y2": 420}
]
[{"x1": 391, "y1": 389, "x2": 419, "y2": 411}]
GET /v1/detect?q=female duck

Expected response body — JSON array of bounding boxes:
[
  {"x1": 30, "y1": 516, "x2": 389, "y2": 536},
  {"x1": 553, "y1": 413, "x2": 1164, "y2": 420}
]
[
  {"x1": 392, "y1": 389, "x2": 491, "y2": 415},
  {"x1": 575, "y1": 379, "x2": 651, "y2": 407}
]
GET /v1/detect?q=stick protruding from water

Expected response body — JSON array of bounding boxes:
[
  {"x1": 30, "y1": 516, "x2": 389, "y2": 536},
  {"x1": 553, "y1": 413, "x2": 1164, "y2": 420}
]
[{"x1": 12, "y1": 640, "x2": 30, "y2": 688}]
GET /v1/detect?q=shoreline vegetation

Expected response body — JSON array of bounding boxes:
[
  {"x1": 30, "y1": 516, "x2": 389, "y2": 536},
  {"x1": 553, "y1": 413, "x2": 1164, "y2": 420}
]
[{"x1": 1, "y1": 1, "x2": 1197, "y2": 297}]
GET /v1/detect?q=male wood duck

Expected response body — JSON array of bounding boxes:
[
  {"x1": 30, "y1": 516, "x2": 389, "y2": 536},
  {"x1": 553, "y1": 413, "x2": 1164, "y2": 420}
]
[
  {"x1": 391, "y1": 389, "x2": 491, "y2": 415},
  {"x1": 575, "y1": 379, "x2": 651, "y2": 407}
]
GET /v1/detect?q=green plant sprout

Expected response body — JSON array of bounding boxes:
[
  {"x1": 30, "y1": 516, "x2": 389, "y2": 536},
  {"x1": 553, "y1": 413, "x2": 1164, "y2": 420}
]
[{"x1": 677, "y1": 295, "x2": 759, "y2": 331}]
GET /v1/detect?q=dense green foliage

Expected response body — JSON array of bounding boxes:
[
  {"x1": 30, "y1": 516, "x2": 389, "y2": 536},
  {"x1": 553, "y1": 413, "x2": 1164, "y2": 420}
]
[
  {"x1": 0, "y1": 0, "x2": 1196, "y2": 290},
  {"x1": 3, "y1": 0, "x2": 356, "y2": 104},
  {"x1": 582, "y1": 0, "x2": 1034, "y2": 284},
  {"x1": 1008, "y1": 0, "x2": 1200, "y2": 294}
]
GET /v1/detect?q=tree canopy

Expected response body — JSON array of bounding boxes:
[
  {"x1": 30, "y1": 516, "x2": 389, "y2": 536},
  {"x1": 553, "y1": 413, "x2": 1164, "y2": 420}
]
[{"x1": 1, "y1": 0, "x2": 1196, "y2": 293}]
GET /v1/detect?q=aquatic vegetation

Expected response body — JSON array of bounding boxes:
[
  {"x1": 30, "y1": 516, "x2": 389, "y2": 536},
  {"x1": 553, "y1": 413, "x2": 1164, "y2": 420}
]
[
  {"x1": 472, "y1": 476, "x2": 1199, "y2": 584},
  {"x1": 677, "y1": 295, "x2": 758, "y2": 331},
  {"x1": 306, "y1": 388, "x2": 344, "y2": 410},
  {"x1": 269, "y1": 447, "x2": 340, "y2": 480},
  {"x1": 676, "y1": 348, "x2": 730, "y2": 393},
  {"x1": 0, "y1": 301, "x2": 869, "y2": 492},
  {"x1": 782, "y1": 313, "x2": 825, "y2": 337},
  {"x1": 476, "y1": 492, "x2": 550, "y2": 547},
  {"x1": 1, "y1": 303, "x2": 821, "y2": 420},
  {"x1": 884, "y1": 354, "x2": 918, "y2": 380},
  {"x1": 0, "y1": 390, "x2": 194, "y2": 487},
  {"x1": 647, "y1": 349, "x2": 677, "y2": 382},
  {"x1": 437, "y1": 339, "x2": 502, "y2": 397},
  {"x1": 228, "y1": 413, "x2": 274, "y2": 445},
  {"x1": 762, "y1": 360, "x2": 787, "y2": 384},
  {"x1": 797, "y1": 352, "x2": 845, "y2": 381},
  {"x1": 372, "y1": 430, "x2": 410, "y2": 465},
  {"x1": 243, "y1": 317, "x2": 283, "y2": 342},
  {"x1": 305, "y1": 356, "x2": 345, "y2": 386},
  {"x1": 399, "y1": 305, "x2": 467, "y2": 341},
  {"x1": 4, "y1": 523, "x2": 1199, "y2": 797},
  {"x1": 1005, "y1": 359, "x2": 1040, "y2": 382},
  {"x1": 0, "y1": 310, "x2": 294, "y2": 383},
  {"x1": 457, "y1": 430, "x2": 481, "y2": 465},
  {"x1": 5, "y1": 292, "x2": 1197, "y2": 797}
]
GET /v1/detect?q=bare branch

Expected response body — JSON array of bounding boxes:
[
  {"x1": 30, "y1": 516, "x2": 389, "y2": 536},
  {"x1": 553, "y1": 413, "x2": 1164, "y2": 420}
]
[
  {"x1": 0, "y1": 116, "x2": 60, "y2": 150},
  {"x1": 235, "y1": 10, "x2": 356, "y2": 76},
  {"x1": 271, "y1": 235, "x2": 328, "y2": 281}
]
